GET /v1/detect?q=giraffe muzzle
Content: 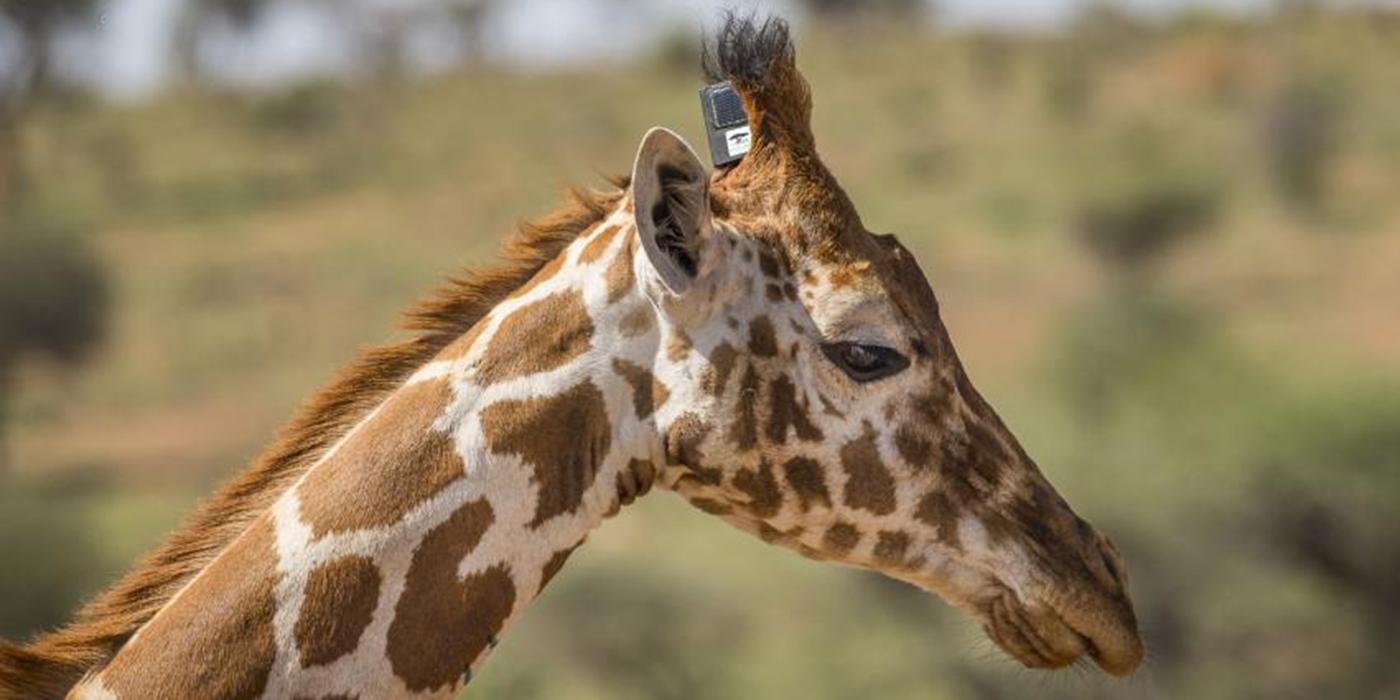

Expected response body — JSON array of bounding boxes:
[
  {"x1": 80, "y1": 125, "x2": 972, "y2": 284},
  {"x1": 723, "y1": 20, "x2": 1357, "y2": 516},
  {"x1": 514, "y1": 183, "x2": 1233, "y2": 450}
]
[
  {"x1": 981, "y1": 581, "x2": 1142, "y2": 676},
  {"x1": 976, "y1": 499, "x2": 1144, "y2": 676}
]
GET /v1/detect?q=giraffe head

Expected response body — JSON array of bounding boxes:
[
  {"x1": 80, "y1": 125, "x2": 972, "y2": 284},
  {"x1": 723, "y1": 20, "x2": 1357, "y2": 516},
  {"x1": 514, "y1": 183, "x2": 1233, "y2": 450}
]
[{"x1": 624, "y1": 17, "x2": 1142, "y2": 676}]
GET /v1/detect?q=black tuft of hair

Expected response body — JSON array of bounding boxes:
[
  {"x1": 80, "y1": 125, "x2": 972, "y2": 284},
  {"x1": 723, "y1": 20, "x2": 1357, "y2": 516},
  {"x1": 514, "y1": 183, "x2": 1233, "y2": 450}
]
[{"x1": 702, "y1": 12, "x2": 794, "y2": 88}]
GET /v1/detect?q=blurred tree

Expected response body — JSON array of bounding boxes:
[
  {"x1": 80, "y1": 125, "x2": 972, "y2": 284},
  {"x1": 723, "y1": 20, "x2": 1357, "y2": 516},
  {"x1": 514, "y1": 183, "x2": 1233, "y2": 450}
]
[
  {"x1": 802, "y1": 0, "x2": 928, "y2": 21},
  {"x1": 172, "y1": 0, "x2": 274, "y2": 85},
  {"x1": 441, "y1": 0, "x2": 498, "y2": 63},
  {"x1": 0, "y1": 0, "x2": 101, "y2": 203},
  {"x1": 0, "y1": 212, "x2": 109, "y2": 473},
  {"x1": 174, "y1": 0, "x2": 502, "y2": 90},
  {"x1": 1070, "y1": 1, "x2": 1151, "y2": 58},
  {"x1": 355, "y1": 1, "x2": 501, "y2": 83}
]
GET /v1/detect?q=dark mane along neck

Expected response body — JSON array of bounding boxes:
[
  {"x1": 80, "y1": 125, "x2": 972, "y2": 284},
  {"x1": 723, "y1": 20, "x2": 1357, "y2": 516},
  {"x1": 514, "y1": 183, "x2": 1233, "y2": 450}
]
[{"x1": 0, "y1": 178, "x2": 628, "y2": 699}]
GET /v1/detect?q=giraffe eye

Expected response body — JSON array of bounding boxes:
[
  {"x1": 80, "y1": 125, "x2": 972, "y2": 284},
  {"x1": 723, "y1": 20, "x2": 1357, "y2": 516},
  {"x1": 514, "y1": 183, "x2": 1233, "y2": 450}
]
[{"x1": 821, "y1": 342, "x2": 909, "y2": 383}]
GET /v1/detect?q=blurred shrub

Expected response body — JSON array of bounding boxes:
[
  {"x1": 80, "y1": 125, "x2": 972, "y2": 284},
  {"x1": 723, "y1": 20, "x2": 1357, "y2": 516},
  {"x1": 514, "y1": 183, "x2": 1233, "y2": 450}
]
[
  {"x1": 1262, "y1": 77, "x2": 1343, "y2": 214},
  {"x1": 1255, "y1": 385, "x2": 1400, "y2": 606},
  {"x1": 0, "y1": 213, "x2": 109, "y2": 366},
  {"x1": 1077, "y1": 174, "x2": 1221, "y2": 273},
  {"x1": 0, "y1": 208, "x2": 109, "y2": 469},
  {"x1": 1075, "y1": 124, "x2": 1226, "y2": 274},
  {"x1": 249, "y1": 80, "x2": 349, "y2": 140}
]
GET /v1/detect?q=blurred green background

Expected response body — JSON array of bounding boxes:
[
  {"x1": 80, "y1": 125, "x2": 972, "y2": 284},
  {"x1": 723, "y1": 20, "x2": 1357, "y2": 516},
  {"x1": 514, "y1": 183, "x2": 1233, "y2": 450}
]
[{"x1": 3, "y1": 1, "x2": 1400, "y2": 698}]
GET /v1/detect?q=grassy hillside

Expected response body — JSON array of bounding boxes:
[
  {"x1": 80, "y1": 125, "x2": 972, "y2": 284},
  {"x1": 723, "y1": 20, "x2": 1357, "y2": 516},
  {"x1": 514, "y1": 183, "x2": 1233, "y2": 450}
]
[{"x1": 4, "y1": 10, "x2": 1400, "y2": 698}]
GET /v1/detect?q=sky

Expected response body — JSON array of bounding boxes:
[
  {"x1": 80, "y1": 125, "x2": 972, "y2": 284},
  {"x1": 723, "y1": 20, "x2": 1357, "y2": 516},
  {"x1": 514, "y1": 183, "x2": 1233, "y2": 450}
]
[{"x1": 55, "y1": 0, "x2": 1303, "y2": 99}]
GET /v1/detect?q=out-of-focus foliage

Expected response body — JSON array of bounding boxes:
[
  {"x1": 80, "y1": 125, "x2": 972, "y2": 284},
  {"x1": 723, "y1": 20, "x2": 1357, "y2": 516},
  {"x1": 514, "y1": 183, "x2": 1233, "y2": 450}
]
[
  {"x1": 0, "y1": 0, "x2": 100, "y2": 104},
  {"x1": 0, "y1": 215, "x2": 109, "y2": 367},
  {"x1": 1263, "y1": 77, "x2": 1343, "y2": 214},
  {"x1": 0, "y1": 207, "x2": 109, "y2": 472},
  {"x1": 802, "y1": 0, "x2": 926, "y2": 20},
  {"x1": 2, "y1": 4, "x2": 1400, "y2": 699}
]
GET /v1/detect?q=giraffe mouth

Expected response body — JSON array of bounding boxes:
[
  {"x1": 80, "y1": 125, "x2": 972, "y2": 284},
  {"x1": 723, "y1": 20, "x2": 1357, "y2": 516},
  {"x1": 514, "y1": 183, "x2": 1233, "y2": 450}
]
[
  {"x1": 980, "y1": 591, "x2": 1090, "y2": 671},
  {"x1": 978, "y1": 588, "x2": 1142, "y2": 676},
  {"x1": 980, "y1": 590, "x2": 1142, "y2": 677}
]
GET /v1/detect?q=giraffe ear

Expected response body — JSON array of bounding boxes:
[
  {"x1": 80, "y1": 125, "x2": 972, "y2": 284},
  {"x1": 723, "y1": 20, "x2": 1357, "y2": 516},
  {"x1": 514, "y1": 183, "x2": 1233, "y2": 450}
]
[{"x1": 631, "y1": 127, "x2": 711, "y2": 294}]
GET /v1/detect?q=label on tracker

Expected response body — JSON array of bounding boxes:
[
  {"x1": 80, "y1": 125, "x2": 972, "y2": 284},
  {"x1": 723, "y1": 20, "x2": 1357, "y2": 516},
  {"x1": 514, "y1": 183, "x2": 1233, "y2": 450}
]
[{"x1": 700, "y1": 82, "x2": 751, "y2": 167}]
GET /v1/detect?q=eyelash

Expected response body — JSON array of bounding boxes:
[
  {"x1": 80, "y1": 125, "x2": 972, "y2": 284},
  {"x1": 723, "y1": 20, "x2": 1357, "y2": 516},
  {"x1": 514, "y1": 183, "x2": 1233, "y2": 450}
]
[{"x1": 819, "y1": 341, "x2": 910, "y2": 383}]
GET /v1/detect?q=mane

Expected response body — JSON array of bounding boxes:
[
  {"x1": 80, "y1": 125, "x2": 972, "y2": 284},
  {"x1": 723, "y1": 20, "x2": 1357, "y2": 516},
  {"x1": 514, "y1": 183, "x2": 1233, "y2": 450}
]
[{"x1": 0, "y1": 177, "x2": 629, "y2": 699}]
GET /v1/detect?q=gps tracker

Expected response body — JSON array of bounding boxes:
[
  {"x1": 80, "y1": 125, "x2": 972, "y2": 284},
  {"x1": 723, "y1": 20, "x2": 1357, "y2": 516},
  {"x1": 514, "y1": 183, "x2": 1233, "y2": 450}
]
[{"x1": 700, "y1": 81, "x2": 752, "y2": 167}]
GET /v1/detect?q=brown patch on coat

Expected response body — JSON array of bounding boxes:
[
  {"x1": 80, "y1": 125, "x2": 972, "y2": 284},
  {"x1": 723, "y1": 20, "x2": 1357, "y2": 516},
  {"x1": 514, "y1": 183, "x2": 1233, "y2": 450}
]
[
  {"x1": 758, "y1": 250, "x2": 782, "y2": 278},
  {"x1": 748, "y1": 316, "x2": 778, "y2": 357},
  {"x1": 100, "y1": 517, "x2": 280, "y2": 699},
  {"x1": 874, "y1": 530, "x2": 912, "y2": 568},
  {"x1": 839, "y1": 429, "x2": 896, "y2": 516},
  {"x1": 618, "y1": 304, "x2": 653, "y2": 337},
  {"x1": 766, "y1": 374, "x2": 823, "y2": 443},
  {"x1": 539, "y1": 546, "x2": 578, "y2": 591},
  {"x1": 733, "y1": 460, "x2": 782, "y2": 518},
  {"x1": 664, "y1": 413, "x2": 723, "y2": 485},
  {"x1": 474, "y1": 291, "x2": 594, "y2": 385},
  {"x1": 822, "y1": 522, "x2": 861, "y2": 554},
  {"x1": 578, "y1": 224, "x2": 620, "y2": 264},
  {"x1": 894, "y1": 424, "x2": 933, "y2": 469},
  {"x1": 782, "y1": 456, "x2": 831, "y2": 511},
  {"x1": 295, "y1": 556, "x2": 382, "y2": 667},
  {"x1": 817, "y1": 392, "x2": 844, "y2": 418},
  {"x1": 666, "y1": 327, "x2": 693, "y2": 362},
  {"x1": 480, "y1": 380, "x2": 612, "y2": 527},
  {"x1": 728, "y1": 365, "x2": 760, "y2": 451},
  {"x1": 298, "y1": 379, "x2": 463, "y2": 538},
  {"x1": 612, "y1": 359, "x2": 670, "y2": 419},
  {"x1": 387, "y1": 499, "x2": 513, "y2": 693},
  {"x1": 616, "y1": 458, "x2": 657, "y2": 506},
  {"x1": 664, "y1": 412, "x2": 709, "y2": 466},
  {"x1": 760, "y1": 524, "x2": 786, "y2": 544},
  {"x1": 688, "y1": 497, "x2": 733, "y2": 516},
  {"x1": 604, "y1": 230, "x2": 637, "y2": 303},
  {"x1": 946, "y1": 416, "x2": 1012, "y2": 496},
  {"x1": 438, "y1": 317, "x2": 490, "y2": 360},
  {"x1": 827, "y1": 266, "x2": 857, "y2": 289},
  {"x1": 765, "y1": 284, "x2": 784, "y2": 302},
  {"x1": 701, "y1": 341, "x2": 739, "y2": 396},
  {"x1": 507, "y1": 253, "x2": 565, "y2": 300},
  {"x1": 915, "y1": 490, "x2": 961, "y2": 548}
]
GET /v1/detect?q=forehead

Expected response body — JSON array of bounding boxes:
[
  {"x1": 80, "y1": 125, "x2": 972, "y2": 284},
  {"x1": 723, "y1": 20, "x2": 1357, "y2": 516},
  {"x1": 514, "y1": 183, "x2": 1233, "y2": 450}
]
[{"x1": 721, "y1": 212, "x2": 943, "y2": 342}]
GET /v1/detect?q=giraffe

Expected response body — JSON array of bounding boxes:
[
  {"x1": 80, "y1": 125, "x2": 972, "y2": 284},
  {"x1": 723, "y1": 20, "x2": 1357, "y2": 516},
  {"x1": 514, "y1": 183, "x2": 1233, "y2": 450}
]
[{"x1": 0, "y1": 15, "x2": 1142, "y2": 699}]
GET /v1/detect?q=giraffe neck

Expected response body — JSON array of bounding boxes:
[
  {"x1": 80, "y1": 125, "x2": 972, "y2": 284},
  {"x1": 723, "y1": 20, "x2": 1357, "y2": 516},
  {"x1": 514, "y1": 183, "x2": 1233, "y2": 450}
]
[{"x1": 77, "y1": 203, "x2": 666, "y2": 699}]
